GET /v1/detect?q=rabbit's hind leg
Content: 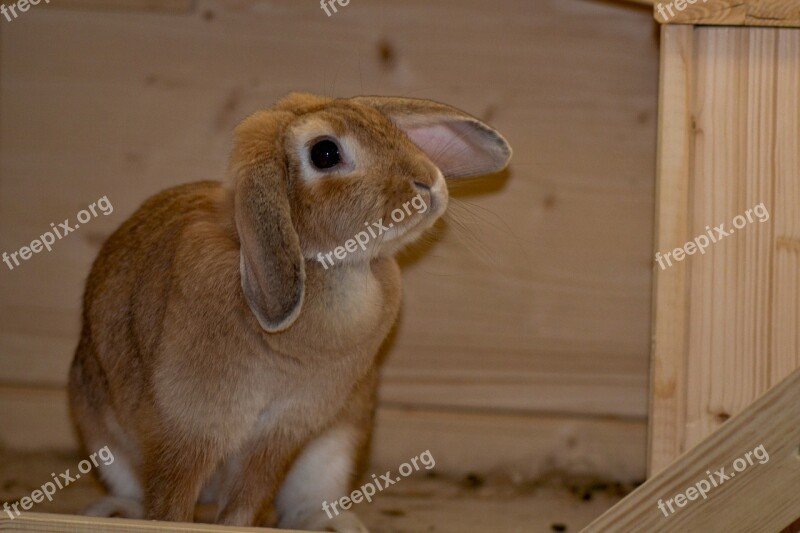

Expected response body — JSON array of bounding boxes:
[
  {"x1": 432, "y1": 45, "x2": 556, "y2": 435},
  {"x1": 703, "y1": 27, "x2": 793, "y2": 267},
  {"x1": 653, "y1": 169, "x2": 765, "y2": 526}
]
[{"x1": 68, "y1": 349, "x2": 144, "y2": 518}]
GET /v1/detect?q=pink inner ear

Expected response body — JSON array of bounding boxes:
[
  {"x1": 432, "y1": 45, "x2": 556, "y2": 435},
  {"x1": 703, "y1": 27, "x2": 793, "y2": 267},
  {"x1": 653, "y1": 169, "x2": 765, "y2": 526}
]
[{"x1": 401, "y1": 121, "x2": 507, "y2": 178}]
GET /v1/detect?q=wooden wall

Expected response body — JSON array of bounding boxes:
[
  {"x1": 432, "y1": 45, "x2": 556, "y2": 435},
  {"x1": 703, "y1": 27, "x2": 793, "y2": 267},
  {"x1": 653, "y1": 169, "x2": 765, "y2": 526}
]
[{"x1": 0, "y1": 0, "x2": 658, "y2": 482}]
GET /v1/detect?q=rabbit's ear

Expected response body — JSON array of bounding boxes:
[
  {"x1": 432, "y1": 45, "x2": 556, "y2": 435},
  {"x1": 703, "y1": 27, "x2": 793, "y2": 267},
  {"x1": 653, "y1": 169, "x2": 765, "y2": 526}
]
[
  {"x1": 352, "y1": 96, "x2": 512, "y2": 178},
  {"x1": 232, "y1": 113, "x2": 305, "y2": 333}
]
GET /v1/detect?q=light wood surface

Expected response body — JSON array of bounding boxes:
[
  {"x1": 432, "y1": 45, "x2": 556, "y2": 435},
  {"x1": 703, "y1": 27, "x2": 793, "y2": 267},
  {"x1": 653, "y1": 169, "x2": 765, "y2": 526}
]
[
  {"x1": 654, "y1": 0, "x2": 800, "y2": 27},
  {"x1": 584, "y1": 367, "x2": 800, "y2": 532},
  {"x1": 0, "y1": 386, "x2": 647, "y2": 482},
  {"x1": 0, "y1": 0, "x2": 657, "y2": 481},
  {"x1": 0, "y1": 448, "x2": 627, "y2": 533},
  {"x1": 650, "y1": 25, "x2": 800, "y2": 473},
  {"x1": 43, "y1": 0, "x2": 194, "y2": 12},
  {"x1": 648, "y1": 24, "x2": 694, "y2": 476},
  {"x1": 0, "y1": 512, "x2": 288, "y2": 532}
]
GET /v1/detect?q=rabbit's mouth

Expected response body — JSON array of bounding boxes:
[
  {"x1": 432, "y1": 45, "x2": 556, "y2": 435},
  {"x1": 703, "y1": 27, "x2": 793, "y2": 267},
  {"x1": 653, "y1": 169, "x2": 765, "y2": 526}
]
[
  {"x1": 307, "y1": 172, "x2": 448, "y2": 267},
  {"x1": 378, "y1": 174, "x2": 448, "y2": 250}
]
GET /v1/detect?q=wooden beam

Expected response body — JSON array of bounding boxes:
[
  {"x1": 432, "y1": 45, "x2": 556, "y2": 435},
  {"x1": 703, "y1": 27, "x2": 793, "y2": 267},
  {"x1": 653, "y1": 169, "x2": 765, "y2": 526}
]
[
  {"x1": 648, "y1": 24, "x2": 694, "y2": 476},
  {"x1": 654, "y1": 0, "x2": 800, "y2": 27},
  {"x1": 583, "y1": 366, "x2": 800, "y2": 532}
]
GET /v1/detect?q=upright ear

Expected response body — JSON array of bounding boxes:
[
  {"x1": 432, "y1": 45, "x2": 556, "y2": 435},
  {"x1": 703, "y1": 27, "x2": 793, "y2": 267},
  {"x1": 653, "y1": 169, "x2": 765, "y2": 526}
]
[
  {"x1": 351, "y1": 96, "x2": 512, "y2": 178},
  {"x1": 231, "y1": 111, "x2": 305, "y2": 333}
]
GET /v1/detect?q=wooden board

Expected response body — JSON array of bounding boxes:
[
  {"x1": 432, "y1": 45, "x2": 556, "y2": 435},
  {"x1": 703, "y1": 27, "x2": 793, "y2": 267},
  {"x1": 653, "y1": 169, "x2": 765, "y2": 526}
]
[
  {"x1": 648, "y1": 24, "x2": 694, "y2": 476},
  {"x1": 650, "y1": 25, "x2": 800, "y2": 474},
  {"x1": 0, "y1": 512, "x2": 288, "y2": 532},
  {"x1": 584, "y1": 366, "x2": 800, "y2": 532},
  {"x1": 654, "y1": 0, "x2": 800, "y2": 27},
  {"x1": 0, "y1": 386, "x2": 647, "y2": 482},
  {"x1": 47, "y1": 0, "x2": 194, "y2": 13}
]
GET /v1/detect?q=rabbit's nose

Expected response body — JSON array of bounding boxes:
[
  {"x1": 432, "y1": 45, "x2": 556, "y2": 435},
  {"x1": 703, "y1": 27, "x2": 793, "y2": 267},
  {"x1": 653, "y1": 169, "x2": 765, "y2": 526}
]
[{"x1": 413, "y1": 180, "x2": 431, "y2": 192}]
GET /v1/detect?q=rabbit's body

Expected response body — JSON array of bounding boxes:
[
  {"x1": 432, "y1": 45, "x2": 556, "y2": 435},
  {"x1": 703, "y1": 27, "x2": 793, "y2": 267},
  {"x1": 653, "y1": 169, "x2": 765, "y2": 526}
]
[
  {"x1": 68, "y1": 93, "x2": 510, "y2": 530},
  {"x1": 70, "y1": 181, "x2": 397, "y2": 527}
]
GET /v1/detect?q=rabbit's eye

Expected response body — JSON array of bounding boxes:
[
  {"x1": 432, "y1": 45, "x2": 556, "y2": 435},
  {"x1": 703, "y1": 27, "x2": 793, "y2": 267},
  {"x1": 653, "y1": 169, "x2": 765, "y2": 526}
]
[{"x1": 310, "y1": 139, "x2": 341, "y2": 170}]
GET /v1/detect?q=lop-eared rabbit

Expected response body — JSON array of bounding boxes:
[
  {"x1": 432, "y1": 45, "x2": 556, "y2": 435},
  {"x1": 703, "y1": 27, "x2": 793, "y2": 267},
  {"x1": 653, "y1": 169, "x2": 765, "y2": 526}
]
[{"x1": 68, "y1": 93, "x2": 511, "y2": 531}]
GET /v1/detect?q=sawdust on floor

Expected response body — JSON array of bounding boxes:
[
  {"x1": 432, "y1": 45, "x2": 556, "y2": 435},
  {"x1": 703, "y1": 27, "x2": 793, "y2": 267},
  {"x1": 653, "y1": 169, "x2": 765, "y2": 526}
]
[{"x1": 0, "y1": 448, "x2": 636, "y2": 532}]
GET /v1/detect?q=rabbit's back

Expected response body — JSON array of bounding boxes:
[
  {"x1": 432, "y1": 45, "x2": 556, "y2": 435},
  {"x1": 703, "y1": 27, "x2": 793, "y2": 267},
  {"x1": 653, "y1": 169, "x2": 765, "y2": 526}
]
[{"x1": 73, "y1": 181, "x2": 238, "y2": 418}]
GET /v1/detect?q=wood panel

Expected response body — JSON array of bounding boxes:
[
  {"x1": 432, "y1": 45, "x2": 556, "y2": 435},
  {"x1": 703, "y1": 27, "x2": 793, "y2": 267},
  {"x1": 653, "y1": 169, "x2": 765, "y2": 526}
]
[
  {"x1": 0, "y1": 0, "x2": 657, "y2": 480},
  {"x1": 650, "y1": 26, "x2": 800, "y2": 473},
  {"x1": 654, "y1": 0, "x2": 800, "y2": 27},
  {"x1": 0, "y1": 386, "x2": 647, "y2": 482},
  {"x1": 47, "y1": 0, "x2": 194, "y2": 13},
  {"x1": 0, "y1": 0, "x2": 658, "y2": 418}
]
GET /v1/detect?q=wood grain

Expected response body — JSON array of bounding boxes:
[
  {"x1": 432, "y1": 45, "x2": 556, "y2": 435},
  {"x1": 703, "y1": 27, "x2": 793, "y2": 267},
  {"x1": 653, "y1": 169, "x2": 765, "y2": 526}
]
[
  {"x1": 654, "y1": 0, "x2": 800, "y2": 27},
  {"x1": 585, "y1": 367, "x2": 800, "y2": 532},
  {"x1": 771, "y1": 30, "x2": 800, "y2": 383},
  {"x1": 0, "y1": 511, "x2": 291, "y2": 532},
  {"x1": 0, "y1": 0, "x2": 657, "y2": 415},
  {"x1": 0, "y1": 0, "x2": 657, "y2": 481},
  {"x1": 0, "y1": 386, "x2": 646, "y2": 482},
  {"x1": 648, "y1": 24, "x2": 694, "y2": 476},
  {"x1": 44, "y1": 0, "x2": 194, "y2": 13},
  {"x1": 650, "y1": 25, "x2": 800, "y2": 472}
]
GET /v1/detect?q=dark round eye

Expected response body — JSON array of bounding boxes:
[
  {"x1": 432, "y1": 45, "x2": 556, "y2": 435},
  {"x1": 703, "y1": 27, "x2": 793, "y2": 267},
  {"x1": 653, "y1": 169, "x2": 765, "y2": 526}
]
[{"x1": 310, "y1": 139, "x2": 341, "y2": 170}]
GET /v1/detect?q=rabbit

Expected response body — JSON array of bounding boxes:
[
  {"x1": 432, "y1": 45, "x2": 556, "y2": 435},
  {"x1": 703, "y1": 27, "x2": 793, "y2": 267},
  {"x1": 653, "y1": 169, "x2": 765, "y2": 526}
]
[{"x1": 67, "y1": 92, "x2": 511, "y2": 531}]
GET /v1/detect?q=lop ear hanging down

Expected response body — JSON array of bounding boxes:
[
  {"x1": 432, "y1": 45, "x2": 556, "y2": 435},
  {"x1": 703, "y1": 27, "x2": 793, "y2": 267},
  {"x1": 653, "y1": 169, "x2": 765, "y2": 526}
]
[
  {"x1": 231, "y1": 110, "x2": 305, "y2": 333},
  {"x1": 351, "y1": 96, "x2": 512, "y2": 178}
]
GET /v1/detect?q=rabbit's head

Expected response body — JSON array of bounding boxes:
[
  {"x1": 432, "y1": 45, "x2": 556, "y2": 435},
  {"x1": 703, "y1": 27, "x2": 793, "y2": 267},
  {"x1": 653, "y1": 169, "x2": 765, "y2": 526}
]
[{"x1": 229, "y1": 93, "x2": 511, "y2": 332}]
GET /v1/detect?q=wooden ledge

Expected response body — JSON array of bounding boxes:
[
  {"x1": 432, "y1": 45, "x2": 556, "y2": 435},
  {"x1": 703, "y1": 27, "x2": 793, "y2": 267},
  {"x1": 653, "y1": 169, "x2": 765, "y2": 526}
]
[
  {"x1": 0, "y1": 512, "x2": 303, "y2": 532},
  {"x1": 654, "y1": 0, "x2": 800, "y2": 27}
]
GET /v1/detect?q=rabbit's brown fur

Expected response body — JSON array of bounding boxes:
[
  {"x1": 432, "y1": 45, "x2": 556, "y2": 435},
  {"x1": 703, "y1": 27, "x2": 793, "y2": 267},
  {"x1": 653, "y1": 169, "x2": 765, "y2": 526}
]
[{"x1": 68, "y1": 93, "x2": 510, "y2": 530}]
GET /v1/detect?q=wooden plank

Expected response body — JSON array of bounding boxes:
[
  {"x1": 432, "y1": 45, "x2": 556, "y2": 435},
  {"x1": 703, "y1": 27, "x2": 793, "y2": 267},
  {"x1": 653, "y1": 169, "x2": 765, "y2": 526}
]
[
  {"x1": 649, "y1": 24, "x2": 694, "y2": 476},
  {"x1": 654, "y1": 0, "x2": 800, "y2": 27},
  {"x1": 374, "y1": 406, "x2": 646, "y2": 482},
  {"x1": 583, "y1": 366, "x2": 800, "y2": 532},
  {"x1": 0, "y1": 0, "x2": 658, "y2": 422},
  {"x1": 0, "y1": 512, "x2": 293, "y2": 532},
  {"x1": 44, "y1": 0, "x2": 194, "y2": 13},
  {"x1": 650, "y1": 25, "x2": 800, "y2": 473},
  {"x1": 683, "y1": 26, "x2": 773, "y2": 450},
  {"x1": 0, "y1": 385, "x2": 646, "y2": 481},
  {"x1": 771, "y1": 29, "x2": 800, "y2": 383}
]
